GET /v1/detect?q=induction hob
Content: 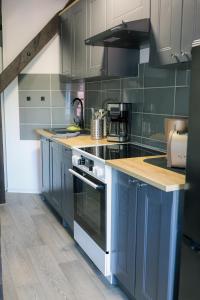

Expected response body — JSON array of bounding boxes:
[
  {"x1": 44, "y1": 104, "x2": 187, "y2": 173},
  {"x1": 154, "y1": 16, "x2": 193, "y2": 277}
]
[{"x1": 78, "y1": 143, "x2": 163, "y2": 160}]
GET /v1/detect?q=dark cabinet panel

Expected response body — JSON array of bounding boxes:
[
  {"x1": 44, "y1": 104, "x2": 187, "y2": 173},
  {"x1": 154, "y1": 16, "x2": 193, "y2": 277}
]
[
  {"x1": 71, "y1": 0, "x2": 87, "y2": 79},
  {"x1": 60, "y1": 9, "x2": 72, "y2": 76},
  {"x1": 61, "y1": 146, "x2": 74, "y2": 232},
  {"x1": 111, "y1": 172, "x2": 138, "y2": 297},
  {"x1": 150, "y1": 0, "x2": 182, "y2": 65},
  {"x1": 112, "y1": 170, "x2": 183, "y2": 300},
  {"x1": 135, "y1": 185, "x2": 179, "y2": 300},
  {"x1": 41, "y1": 137, "x2": 50, "y2": 200},
  {"x1": 49, "y1": 141, "x2": 62, "y2": 214}
]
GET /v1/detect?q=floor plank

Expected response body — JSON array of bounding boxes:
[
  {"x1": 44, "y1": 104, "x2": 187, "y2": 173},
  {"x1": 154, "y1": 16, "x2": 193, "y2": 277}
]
[{"x1": 1, "y1": 193, "x2": 127, "y2": 300}]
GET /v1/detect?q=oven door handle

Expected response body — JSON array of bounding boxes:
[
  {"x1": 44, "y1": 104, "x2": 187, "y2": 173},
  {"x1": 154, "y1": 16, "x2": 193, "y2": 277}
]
[{"x1": 68, "y1": 169, "x2": 104, "y2": 190}]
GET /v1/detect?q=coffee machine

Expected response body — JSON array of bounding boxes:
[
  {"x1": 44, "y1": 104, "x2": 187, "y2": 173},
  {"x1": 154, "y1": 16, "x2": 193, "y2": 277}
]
[{"x1": 107, "y1": 103, "x2": 131, "y2": 142}]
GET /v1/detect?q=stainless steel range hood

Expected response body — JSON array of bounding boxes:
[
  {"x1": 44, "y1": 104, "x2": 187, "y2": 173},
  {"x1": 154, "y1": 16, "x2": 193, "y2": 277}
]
[{"x1": 85, "y1": 19, "x2": 150, "y2": 49}]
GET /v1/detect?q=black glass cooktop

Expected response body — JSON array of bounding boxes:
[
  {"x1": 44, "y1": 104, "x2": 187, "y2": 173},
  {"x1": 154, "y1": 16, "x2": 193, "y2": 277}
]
[{"x1": 79, "y1": 143, "x2": 164, "y2": 160}]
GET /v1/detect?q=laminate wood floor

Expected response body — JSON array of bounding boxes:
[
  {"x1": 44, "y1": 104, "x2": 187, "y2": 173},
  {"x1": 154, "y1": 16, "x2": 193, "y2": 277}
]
[{"x1": 0, "y1": 193, "x2": 127, "y2": 300}]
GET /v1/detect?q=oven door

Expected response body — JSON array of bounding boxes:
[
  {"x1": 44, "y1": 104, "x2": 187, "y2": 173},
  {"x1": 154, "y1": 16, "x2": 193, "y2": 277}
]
[{"x1": 69, "y1": 167, "x2": 106, "y2": 251}]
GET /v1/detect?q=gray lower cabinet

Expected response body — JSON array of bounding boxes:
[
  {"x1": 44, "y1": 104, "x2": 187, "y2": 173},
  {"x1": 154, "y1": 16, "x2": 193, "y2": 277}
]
[
  {"x1": 111, "y1": 172, "x2": 137, "y2": 296},
  {"x1": 41, "y1": 137, "x2": 50, "y2": 200},
  {"x1": 112, "y1": 170, "x2": 183, "y2": 300},
  {"x1": 61, "y1": 146, "x2": 74, "y2": 232},
  {"x1": 41, "y1": 138, "x2": 74, "y2": 231},
  {"x1": 49, "y1": 141, "x2": 62, "y2": 214}
]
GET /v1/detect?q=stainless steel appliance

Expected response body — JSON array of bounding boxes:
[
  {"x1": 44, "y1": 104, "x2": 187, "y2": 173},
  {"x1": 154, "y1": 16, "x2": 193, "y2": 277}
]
[
  {"x1": 164, "y1": 118, "x2": 188, "y2": 168},
  {"x1": 107, "y1": 103, "x2": 131, "y2": 142},
  {"x1": 178, "y1": 40, "x2": 200, "y2": 300},
  {"x1": 70, "y1": 143, "x2": 162, "y2": 280}
]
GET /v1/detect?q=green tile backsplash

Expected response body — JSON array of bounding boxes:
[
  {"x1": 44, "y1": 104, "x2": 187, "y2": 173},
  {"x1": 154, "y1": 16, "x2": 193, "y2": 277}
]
[
  {"x1": 18, "y1": 74, "x2": 83, "y2": 140},
  {"x1": 85, "y1": 63, "x2": 190, "y2": 151},
  {"x1": 19, "y1": 63, "x2": 190, "y2": 148}
]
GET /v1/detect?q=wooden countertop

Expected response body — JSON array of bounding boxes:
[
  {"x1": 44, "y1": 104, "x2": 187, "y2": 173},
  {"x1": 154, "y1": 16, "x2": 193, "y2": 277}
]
[
  {"x1": 37, "y1": 129, "x2": 186, "y2": 192},
  {"x1": 36, "y1": 129, "x2": 114, "y2": 148},
  {"x1": 106, "y1": 156, "x2": 186, "y2": 192}
]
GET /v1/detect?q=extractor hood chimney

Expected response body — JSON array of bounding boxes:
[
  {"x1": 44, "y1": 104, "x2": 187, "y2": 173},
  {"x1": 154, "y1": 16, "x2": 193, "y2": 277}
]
[{"x1": 85, "y1": 19, "x2": 150, "y2": 49}]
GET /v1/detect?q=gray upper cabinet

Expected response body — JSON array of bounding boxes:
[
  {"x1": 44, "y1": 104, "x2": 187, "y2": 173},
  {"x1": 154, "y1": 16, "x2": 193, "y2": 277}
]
[
  {"x1": 61, "y1": 10, "x2": 72, "y2": 76},
  {"x1": 86, "y1": 0, "x2": 106, "y2": 77},
  {"x1": 180, "y1": 0, "x2": 200, "y2": 62},
  {"x1": 150, "y1": 0, "x2": 200, "y2": 65},
  {"x1": 71, "y1": 0, "x2": 87, "y2": 79},
  {"x1": 150, "y1": 0, "x2": 182, "y2": 65},
  {"x1": 106, "y1": 0, "x2": 150, "y2": 28}
]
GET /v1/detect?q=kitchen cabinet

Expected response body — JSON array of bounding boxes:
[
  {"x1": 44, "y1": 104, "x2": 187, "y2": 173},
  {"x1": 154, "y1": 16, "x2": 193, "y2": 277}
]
[
  {"x1": 150, "y1": 0, "x2": 200, "y2": 65},
  {"x1": 61, "y1": 146, "x2": 74, "y2": 232},
  {"x1": 112, "y1": 170, "x2": 183, "y2": 299},
  {"x1": 135, "y1": 184, "x2": 182, "y2": 300},
  {"x1": 41, "y1": 138, "x2": 74, "y2": 230},
  {"x1": 49, "y1": 141, "x2": 62, "y2": 214},
  {"x1": 106, "y1": 0, "x2": 150, "y2": 28},
  {"x1": 41, "y1": 137, "x2": 50, "y2": 200},
  {"x1": 86, "y1": 0, "x2": 106, "y2": 77},
  {"x1": 111, "y1": 172, "x2": 137, "y2": 296},
  {"x1": 61, "y1": 0, "x2": 139, "y2": 78},
  {"x1": 60, "y1": 9, "x2": 72, "y2": 76},
  {"x1": 71, "y1": 0, "x2": 87, "y2": 79},
  {"x1": 150, "y1": 0, "x2": 182, "y2": 65}
]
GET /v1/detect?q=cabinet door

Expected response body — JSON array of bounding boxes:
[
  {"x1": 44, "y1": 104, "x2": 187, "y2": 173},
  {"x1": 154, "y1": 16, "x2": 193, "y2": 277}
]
[
  {"x1": 41, "y1": 138, "x2": 50, "y2": 199},
  {"x1": 50, "y1": 141, "x2": 62, "y2": 214},
  {"x1": 107, "y1": 0, "x2": 150, "y2": 28},
  {"x1": 86, "y1": 0, "x2": 106, "y2": 77},
  {"x1": 61, "y1": 10, "x2": 72, "y2": 76},
  {"x1": 182, "y1": 0, "x2": 200, "y2": 54},
  {"x1": 194, "y1": 0, "x2": 200, "y2": 41},
  {"x1": 112, "y1": 172, "x2": 137, "y2": 297},
  {"x1": 71, "y1": 0, "x2": 87, "y2": 79},
  {"x1": 150, "y1": 0, "x2": 182, "y2": 65},
  {"x1": 61, "y1": 147, "x2": 74, "y2": 232},
  {"x1": 135, "y1": 184, "x2": 175, "y2": 300}
]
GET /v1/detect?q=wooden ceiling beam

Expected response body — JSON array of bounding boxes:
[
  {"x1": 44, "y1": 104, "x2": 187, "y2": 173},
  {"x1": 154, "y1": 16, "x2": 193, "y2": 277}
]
[{"x1": 0, "y1": 0, "x2": 76, "y2": 93}]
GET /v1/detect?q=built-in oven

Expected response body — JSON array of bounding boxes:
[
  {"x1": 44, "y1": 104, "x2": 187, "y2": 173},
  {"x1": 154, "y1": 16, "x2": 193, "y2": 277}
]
[{"x1": 69, "y1": 167, "x2": 107, "y2": 251}]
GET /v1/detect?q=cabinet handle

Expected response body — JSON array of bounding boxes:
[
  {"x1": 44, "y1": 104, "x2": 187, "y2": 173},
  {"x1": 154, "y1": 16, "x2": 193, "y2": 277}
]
[
  {"x1": 137, "y1": 182, "x2": 148, "y2": 188},
  {"x1": 181, "y1": 51, "x2": 190, "y2": 58},
  {"x1": 128, "y1": 178, "x2": 138, "y2": 185},
  {"x1": 171, "y1": 53, "x2": 179, "y2": 60}
]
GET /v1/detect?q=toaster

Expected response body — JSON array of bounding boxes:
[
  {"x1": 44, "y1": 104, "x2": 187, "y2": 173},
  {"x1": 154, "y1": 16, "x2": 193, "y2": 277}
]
[{"x1": 167, "y1": 130, "x2": 188, "y2": 168}]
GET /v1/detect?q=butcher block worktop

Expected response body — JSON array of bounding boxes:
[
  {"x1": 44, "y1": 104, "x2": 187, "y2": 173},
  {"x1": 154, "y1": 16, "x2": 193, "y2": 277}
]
[
  {"x1": 36, "y1": 129, "x2": 113, "y2": 148},
  {"x1": 106, "y1": 157, "x2": 186, "y2": 192},
  {"x1": 37, "y1": 129, "x2": 186, "y2": 192}
]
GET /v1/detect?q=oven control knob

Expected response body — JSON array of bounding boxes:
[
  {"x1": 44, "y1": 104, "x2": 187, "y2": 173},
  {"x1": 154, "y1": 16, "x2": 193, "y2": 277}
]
[
  {"x1": 72, "y1": 155, "x2": 81, "y2": 166},
  {"x1": 93, "y1": 166, "x2": 104, "y2": 178}
]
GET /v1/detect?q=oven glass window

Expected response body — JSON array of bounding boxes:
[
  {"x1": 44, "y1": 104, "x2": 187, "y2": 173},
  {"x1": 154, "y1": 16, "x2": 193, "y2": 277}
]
[{"x1": 74, "y1": 170, "x2": 106, "y2": 251}]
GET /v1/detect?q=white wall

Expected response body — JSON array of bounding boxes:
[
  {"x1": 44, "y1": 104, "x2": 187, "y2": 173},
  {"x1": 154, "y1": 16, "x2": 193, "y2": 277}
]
[{"x1": 2, "y1": 0, "x2": 67, "y2": 193}]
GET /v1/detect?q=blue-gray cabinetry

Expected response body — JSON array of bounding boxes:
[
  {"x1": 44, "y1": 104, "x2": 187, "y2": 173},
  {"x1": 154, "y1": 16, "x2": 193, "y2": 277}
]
[
  {"x1": 111, "y1": 172, "x2": 138, "y2": 296},
  {"x1": 112, "y1": 170, "x2": 183, "y2": 300},
  {"x1": 150, "y1": 0, "x2": 200, "y2": 65},
  {"x1": 61, "y1": 146, "x2": 74, "y2": 232},
  {"x1": 41, "y1": 137, "x2": 50, "y2": 200},
  {"x1": 41, "y1": 139, "x2": 74, "y2": 231},
  {"x1": 49, "y1": 141, "x2": 62, "y2": 214}
]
